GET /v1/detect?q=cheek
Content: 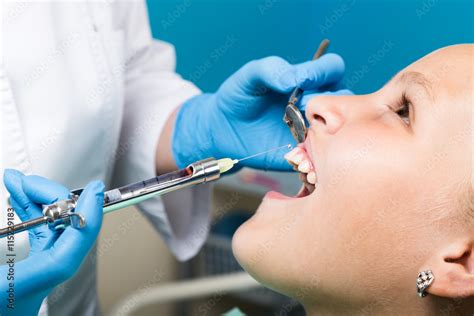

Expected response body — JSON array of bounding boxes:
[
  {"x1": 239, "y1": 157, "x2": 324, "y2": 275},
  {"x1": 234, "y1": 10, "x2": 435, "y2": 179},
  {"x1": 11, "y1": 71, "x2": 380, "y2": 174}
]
[
  {"x1": 321, "y1": 123, "x2": 414, "y2": 195},
  {"x1": 313, "y1": 125, "x2": 423, "y2": 275}
]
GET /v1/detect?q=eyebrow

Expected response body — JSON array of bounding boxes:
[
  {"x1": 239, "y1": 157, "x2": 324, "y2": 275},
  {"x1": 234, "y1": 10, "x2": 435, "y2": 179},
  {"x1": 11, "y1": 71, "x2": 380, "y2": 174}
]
[{"x1": 395, "y1": 71, "x2": 435, "y2": 100}]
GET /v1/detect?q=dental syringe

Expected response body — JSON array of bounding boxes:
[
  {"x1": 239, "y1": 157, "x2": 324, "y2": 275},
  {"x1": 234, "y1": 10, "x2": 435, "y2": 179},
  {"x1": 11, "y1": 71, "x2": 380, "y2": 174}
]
[{"x1": 0, "y1": 144, "x2": 291, "y2": 238}]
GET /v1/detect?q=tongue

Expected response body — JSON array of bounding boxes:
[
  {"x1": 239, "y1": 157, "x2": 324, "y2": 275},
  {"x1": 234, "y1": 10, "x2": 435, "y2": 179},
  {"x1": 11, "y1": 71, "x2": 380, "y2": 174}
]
[
  {"x1": 296, "y1": 185, "x2": 310, "y2": 198},
  {"x1": 265, "y1": 185, "x2": 311, "y2": 201},
  {"x1": 265, "y1": 191, "x2": 294, "y2": 200}
]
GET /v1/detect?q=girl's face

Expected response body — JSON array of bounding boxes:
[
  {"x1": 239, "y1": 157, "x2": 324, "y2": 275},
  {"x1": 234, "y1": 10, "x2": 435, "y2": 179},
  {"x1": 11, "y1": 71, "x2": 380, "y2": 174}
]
[{"x1": 232, "y1": 45, "x2": 472, "y2": 310}]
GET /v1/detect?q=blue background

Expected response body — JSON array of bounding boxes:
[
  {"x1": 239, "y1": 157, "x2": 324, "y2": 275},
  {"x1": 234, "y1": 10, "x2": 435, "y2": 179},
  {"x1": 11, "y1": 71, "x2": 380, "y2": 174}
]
[{"x1": 147, "y1": 0, "x2": 473, "y2": 94}]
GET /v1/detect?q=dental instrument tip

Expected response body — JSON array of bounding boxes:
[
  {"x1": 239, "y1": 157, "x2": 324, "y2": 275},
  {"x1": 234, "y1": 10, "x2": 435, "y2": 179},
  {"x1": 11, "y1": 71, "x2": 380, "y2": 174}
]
[{"x1": 313, "y1": 39, "x2": 330, "y2": 60}]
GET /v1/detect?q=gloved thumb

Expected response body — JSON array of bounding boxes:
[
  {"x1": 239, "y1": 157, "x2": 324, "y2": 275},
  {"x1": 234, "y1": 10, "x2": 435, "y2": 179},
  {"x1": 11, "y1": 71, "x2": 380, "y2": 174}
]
[
  {"x1": 279, "y1": 53, "x2": 346, "y2": 92},
  {"x1": 48, "y1": 180, "x2": 104, "y2": 282},
  {"x1": 3, "y1": 169, "x2": 36, "y2": 221},
  {"x1": 299, "y1": 89, "x2": 354, "y2": 111}
]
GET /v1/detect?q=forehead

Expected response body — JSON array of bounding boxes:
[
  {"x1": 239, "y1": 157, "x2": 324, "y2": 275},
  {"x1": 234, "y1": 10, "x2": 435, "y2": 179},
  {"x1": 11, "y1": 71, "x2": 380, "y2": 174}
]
[{"x1": 401, "y1": 45, "x2": 473, "y2": 97}]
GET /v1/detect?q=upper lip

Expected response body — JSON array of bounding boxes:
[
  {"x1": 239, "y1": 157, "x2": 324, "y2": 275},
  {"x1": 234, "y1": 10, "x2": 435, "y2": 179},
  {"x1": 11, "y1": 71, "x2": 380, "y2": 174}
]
[{"x1": 302, "y1": 134, "x2": 316, "y2": 169}]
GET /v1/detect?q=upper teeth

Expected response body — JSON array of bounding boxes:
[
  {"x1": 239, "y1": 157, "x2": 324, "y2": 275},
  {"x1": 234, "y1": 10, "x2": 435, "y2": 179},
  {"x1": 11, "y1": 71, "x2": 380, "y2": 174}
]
[
  {"x1": 292, "y1": 153, "x2": 304, "y2": 165},
  {"x1": 284, "y1": 147, "x2": 317, "y2": 185},
  {"x1": 307, "y1": 171, "x2": 316, "y2": 185},
  {"x1": 298, "y1": 160, "x2": 311, "y2": 173}
]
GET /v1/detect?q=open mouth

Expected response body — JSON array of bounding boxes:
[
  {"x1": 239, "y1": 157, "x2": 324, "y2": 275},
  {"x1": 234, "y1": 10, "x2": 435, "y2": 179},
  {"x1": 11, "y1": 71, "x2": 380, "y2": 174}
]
[
  {"x1": 283, "y1": 142, "x2": 317, "y2": 198},
  {"x1": 261, "y1": 139, "x2": 318, "y2": 201}
]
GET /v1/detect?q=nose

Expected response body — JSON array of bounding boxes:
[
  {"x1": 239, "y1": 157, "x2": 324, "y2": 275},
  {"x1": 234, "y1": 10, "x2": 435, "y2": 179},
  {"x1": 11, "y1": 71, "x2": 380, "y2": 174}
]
[{"x1": 305, "y1": 94, "x2": 350, "y2": 135}]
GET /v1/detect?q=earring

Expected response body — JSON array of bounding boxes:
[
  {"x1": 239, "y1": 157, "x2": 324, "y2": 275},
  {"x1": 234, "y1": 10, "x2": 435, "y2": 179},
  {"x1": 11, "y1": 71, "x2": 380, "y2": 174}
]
[{"x1": 417, "y1": 270, "x2": 435, "y2": 297}]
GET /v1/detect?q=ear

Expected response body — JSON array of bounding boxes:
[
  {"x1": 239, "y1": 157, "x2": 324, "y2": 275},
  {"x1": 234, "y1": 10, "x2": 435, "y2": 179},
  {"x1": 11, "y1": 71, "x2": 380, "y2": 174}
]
[{"x1": 421, "y1": 238, "x2": 474, "y2": 298}]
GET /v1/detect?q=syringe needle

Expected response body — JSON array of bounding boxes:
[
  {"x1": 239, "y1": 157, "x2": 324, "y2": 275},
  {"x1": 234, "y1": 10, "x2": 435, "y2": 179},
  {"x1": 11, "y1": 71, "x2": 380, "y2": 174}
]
[{"x1": 234, "y1": 144, "x2": 293, "y2": 164}]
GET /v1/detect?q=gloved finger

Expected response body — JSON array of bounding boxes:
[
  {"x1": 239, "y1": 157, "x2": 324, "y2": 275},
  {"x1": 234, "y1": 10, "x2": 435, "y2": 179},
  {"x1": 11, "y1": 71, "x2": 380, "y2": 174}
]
[
  {"x1": 3, "y1": 169, "x2": 43, "y2": 218},
  {"x1": 242, "y1": 56, "x2": 293, "y2": 94},
  {"x1": 239, "y1": 126, "x2": 296, "y2": 172},
  {"x1": 48, "y1": 180, "x2": 104, "y2": 282},
  {"x1": 21, "y1": 175, "x2": 71, "y2": 205},
  {"x1": 315, "y1": 79, "x2": 349, "y2": 93},
  {"x1": 299, "y1": 89, "x2": 354, "y2": 111},
  {"x1": 10, "y1": 197, "x2": 55, "y2": 255},
  {"x1": 330, "y1": 79, "x2": 350, "y2": 91},
  {"x1": 278, "y1": 54, "x2": 346, "y2": 92},
  {"x1": 265, "y1": 148, "x2": 295, "y2": 172},
  {"x1": 240, "y1": 153, "x2": 294, "y2": 172},
  {"x1": 243, "y1": 54, "x2": 346, "y2": 95},
  {"x1": 9, "y1": 197, "x2": 33, "y2": 225}
]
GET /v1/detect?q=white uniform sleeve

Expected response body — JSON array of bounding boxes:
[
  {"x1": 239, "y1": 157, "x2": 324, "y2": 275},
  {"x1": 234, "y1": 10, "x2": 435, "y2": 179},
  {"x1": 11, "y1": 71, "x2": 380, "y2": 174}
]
[{"x1": 110, "y1": 1, "x2": 211, "y2": 261}]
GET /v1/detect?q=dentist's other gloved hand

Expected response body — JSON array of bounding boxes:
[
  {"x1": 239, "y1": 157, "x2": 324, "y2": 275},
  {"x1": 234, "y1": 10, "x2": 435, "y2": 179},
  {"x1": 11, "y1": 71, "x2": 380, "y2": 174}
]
[
  {"x1": 0, "y1": 170, "x2": 104, "y2": 316},
  {"x1": 173, "y1": 54, "x2": 351, "y2": 171}
]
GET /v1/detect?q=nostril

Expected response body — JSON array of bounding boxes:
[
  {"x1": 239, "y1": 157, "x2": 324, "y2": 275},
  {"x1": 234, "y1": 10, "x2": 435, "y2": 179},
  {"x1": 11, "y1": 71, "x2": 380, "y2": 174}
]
[{"x1": 313, "y1": 114, "x2": 326, "y2": 125}]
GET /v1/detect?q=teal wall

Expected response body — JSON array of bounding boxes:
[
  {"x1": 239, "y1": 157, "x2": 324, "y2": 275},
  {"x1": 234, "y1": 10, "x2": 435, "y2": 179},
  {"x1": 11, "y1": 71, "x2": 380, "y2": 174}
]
[{"x1": 147, "y1": 0, "x2": 473, "y2": 94}]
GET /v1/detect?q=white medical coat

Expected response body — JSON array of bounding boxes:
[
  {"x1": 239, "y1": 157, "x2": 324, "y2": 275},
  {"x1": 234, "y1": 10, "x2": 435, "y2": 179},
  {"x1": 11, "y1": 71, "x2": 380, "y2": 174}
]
[{"x1": 1, "y1": 1, "x2": 211, "y2": 315}]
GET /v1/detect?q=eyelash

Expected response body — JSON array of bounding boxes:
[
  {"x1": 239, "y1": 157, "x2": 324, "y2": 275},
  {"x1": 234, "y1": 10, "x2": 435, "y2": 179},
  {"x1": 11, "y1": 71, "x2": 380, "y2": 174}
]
[{"x1": 394, "y1": 93, "x2": 411, "y2": 125}]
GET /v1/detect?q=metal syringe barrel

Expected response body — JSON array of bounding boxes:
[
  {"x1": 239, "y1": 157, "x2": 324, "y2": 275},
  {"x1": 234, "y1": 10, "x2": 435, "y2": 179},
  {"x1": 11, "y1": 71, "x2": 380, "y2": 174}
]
[
  {"x1": 101, "y1": 157, "x2": 222, "y2": 209},
  {"x1": 0, "y1": 216, "x2": 50, "y2": 238},
  {"x1": 154, "y1": 157, "x2": 222, "y2": 193},
  {"x1": 0, "y1": 158, "x2": 223, "y2": 238}
]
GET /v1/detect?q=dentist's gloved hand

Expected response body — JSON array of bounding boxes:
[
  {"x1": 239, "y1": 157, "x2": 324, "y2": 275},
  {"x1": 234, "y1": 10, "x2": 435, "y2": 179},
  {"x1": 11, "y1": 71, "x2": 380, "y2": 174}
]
[
  {"x1": 0, "y1": 170, "x2": 104, "y2": 316},
  {"x1": 173, "y1": 54, "x2": 351, "y2": 171}
]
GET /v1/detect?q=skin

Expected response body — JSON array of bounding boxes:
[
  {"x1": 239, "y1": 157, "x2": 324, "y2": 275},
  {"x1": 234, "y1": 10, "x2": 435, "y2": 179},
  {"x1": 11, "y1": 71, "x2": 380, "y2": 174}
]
[
  {"x1": 156, "y1": 108, "x2": 179, "y2": 173},
  {"x1": 232, "y1": 45, "x2": 473, "y2": 315}
]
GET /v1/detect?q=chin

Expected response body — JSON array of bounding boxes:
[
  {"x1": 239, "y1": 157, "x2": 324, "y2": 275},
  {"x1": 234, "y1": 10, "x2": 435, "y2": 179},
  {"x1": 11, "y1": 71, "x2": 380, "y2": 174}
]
[
  {"x1": 231, "y1": 220, "x2": 254, "y2": 272},
  {"x1": 231, "y1": 192, "x2": 312, "y2": 292},
  {"x1": 232, "y1": 220, "x2": 289, "y2": 295},
  {"x1": 231, "y1": 200, "x2": 269, "y2": 274},
  {"x1": 231, "y1": 198, "x2": 282, "y2": 285}
]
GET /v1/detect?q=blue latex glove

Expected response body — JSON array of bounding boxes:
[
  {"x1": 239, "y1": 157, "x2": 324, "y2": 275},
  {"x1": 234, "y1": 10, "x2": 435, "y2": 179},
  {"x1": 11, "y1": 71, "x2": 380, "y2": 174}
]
[
  {"x1": 0, "y1": 170, "x2": 104, "y2": 316},
  {"x1": 173, "y1": 54, "x2": 351, "y2": 171}
]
